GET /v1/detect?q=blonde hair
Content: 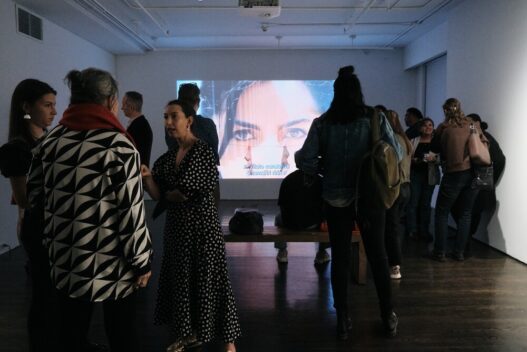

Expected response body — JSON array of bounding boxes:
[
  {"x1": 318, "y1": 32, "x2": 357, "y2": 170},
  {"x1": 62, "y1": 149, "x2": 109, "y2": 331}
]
[
  {"x1": 387, "y1": 110, "x2": 412, "y2": 156},
  {"x1": 442, "y1": 98, "x2": 466, "y2": 127}
]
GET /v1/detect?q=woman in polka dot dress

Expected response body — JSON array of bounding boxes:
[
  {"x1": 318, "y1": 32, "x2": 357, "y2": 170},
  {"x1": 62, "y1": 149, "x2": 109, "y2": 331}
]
[{"x1": 142, "y1": 99, "x2": 240, "y2": 352}]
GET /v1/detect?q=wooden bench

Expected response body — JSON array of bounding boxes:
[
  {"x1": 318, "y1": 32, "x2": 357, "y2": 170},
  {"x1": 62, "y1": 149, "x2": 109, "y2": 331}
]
[{"x1": 222, "y1": 226, "x2": 367, "y2": 284}]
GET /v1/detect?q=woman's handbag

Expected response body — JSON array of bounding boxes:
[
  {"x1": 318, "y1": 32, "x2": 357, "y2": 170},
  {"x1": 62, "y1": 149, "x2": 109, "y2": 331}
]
[
  {"x1": 472, "y1": 164, "x2": 494, "y2": 190},
  {"x1": 228, "y1": 208, "x2": 264, "y2": 235},
  {"x1": 426, "y1": 153, "x2": 441, "y2": 185},
  {"x1": 468, "y1": 123, "x2": 491, "y2": 166}
]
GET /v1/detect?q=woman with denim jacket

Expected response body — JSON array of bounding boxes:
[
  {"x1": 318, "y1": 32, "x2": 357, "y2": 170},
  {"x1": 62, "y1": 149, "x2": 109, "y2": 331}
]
[{"x1": 295, "y1": 66, "x2": 403, "y2": 340}]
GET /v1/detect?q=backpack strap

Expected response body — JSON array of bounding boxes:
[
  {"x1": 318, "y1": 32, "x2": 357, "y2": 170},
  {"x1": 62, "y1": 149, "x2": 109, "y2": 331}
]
[
  {"x1": 354, "y1": 108, "x2": 387, "y2": 212},
  {"x1": 317, "y1": 114, "x2": 327, "y2": 159}
]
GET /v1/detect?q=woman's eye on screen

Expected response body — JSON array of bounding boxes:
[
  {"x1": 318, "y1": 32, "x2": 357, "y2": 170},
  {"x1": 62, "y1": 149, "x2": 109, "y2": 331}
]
[
  {"x1": 233, "y1": 129, "x2": 256, "y2": 141},
  {"x1": 284, "y1": 128, "x2": 307, "y2": 139}
]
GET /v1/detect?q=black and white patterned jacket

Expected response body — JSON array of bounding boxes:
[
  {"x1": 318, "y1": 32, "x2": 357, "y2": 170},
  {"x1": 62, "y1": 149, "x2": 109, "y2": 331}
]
[{"x1": 28, "y1": 125, "x2": 153, "y2": 302}]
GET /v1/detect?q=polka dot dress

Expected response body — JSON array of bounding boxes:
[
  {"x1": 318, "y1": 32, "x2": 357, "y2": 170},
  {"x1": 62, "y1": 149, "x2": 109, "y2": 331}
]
[{"x1": 153, "y1": 140, "x2": 241, "y2": 344}]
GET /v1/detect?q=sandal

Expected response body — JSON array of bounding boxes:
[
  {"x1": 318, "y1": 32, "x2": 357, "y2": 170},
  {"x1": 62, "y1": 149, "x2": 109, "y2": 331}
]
[
  {"x1": 166, "y1": 341, "x2": 184, "y2": 352},
  {"x1": 167, "y1": 335, "x2": 202, "y2": 352}
]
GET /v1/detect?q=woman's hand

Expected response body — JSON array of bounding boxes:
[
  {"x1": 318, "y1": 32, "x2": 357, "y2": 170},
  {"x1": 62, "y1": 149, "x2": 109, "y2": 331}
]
[
  {"x1": 165, "y1": 189, "x2": 188, "y2": 203},
  {"x1": 134, "y1": 270, "x2": 152, "y2": 289},
  {"x1": 423, "y1": 152, "x2": 438, "y2": 163},
  {"x1": 141, "y1": 164, "x2": 152, "y2": 178}
]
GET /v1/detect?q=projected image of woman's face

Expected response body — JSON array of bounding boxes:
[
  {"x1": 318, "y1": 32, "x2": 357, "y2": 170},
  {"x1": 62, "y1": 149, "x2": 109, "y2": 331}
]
[{"x1": 219, "y1": 81, "x2": 321, "y2": 178}]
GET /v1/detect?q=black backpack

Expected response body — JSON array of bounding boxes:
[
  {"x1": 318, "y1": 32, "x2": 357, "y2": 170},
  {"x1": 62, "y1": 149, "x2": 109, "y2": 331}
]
[{"x1": 278, "y1": 170, "x2": 323, "y2": 230}]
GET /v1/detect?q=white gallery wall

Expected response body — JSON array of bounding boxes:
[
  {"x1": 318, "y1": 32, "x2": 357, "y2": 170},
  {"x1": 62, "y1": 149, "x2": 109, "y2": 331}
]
[
  {"x1": 447, "y1": 0, "x2": 527, "y2": 264},
  {"x1": 0, "y1": 0, "x2": 115, "y2": 251},
  {"x1": 116, "y1": 49, "x2": 417, "y2": 199},
  {"x1": 404, "y1": 0, "x2": 527, "y2": 264}
]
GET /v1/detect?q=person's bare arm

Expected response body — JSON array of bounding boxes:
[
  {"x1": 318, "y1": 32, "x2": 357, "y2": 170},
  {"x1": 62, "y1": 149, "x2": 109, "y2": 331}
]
[
  {"x1": 141, "y1": 165, "x2": 161, "y2": 200},
  {"x1": 10, "y1": 176, "x2": 29, "y2": 208}
]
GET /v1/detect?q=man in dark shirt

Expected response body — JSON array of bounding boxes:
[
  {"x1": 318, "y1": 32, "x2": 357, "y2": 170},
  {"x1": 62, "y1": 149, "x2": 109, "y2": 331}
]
[
  {"x1": 122, "y1": 91, "x2": 153, "y2": 167},
  {"x1": 165, "y1": 83, "x2": 219, "y2": 164},
  {"x1": 404, "y1": 107, "x2": 424, "y2": 139}
]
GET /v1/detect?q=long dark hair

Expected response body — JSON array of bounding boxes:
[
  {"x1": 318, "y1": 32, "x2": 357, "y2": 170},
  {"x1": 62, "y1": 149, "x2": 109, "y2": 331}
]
[
  {"x1": 8, "y1": 79, "x2": 57, "y2": 143},
  {"x1": 325, "y1": 66, "x2": 369, "y2": 124}
]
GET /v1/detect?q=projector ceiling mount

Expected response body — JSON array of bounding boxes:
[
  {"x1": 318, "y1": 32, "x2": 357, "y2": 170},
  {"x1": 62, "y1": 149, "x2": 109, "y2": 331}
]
[{"x1": 239, "y1": 0, "x2": 281, "y2": 19}]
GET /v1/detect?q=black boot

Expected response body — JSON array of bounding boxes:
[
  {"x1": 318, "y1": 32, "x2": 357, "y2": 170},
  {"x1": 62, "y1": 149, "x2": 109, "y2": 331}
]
[
  {"x1": 81, "y1": 342, "x2": 108, "y2": 352},
  {"x1": 336, "y1": 310, "x2": 352, "y2": 341},
  {"x1": 383, "y1": 311, "x2": 398, "y2": 338}
]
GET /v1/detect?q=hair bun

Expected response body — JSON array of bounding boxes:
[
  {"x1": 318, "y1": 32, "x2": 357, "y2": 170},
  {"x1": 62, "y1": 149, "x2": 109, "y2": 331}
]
[
  {"x1": 338, "y1": 66, "x2": 355, "y2": 77},
  {"x1": 68, "y1": 70, "x2": 82, "y2": 81},
  {"x1": 65, "y1": 70, "x2": 83, "y2": 89}
]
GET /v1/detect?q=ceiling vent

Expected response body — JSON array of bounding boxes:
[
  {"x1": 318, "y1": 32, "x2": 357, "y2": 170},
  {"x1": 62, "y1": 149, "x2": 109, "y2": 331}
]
[
  {"x1": 16, "y1": 5, "x2": 43, "y2": 40},
  {"x1": 239, "y1": 0, "x2": 281, "y2": 19}
]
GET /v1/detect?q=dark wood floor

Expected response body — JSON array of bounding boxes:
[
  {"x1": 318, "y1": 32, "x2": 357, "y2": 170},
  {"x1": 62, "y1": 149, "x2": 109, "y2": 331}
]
[{"x1": 1, "y1": 200, "x2": 527, "y2": 351}]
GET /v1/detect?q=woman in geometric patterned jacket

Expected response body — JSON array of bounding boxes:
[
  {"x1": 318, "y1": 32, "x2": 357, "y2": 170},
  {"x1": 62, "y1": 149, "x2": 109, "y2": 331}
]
[{"x1": 27, "y1": 68, "x2": 153, "y2": 352}]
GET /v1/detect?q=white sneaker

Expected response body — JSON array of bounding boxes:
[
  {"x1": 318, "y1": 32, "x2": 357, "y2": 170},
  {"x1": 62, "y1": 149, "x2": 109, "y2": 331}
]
[
  {"x1": 390, "y1": 265, "x2": 401, "y2": 280},
  {"x1": 314, "y1": 249, "x2": 331, "y2": 265},
  {"x1": 276, "y1": 249, "x2": 288, "y2": 263}
]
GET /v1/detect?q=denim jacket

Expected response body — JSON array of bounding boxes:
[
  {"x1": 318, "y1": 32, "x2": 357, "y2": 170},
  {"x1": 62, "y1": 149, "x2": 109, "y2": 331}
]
[{"x1": 295, "y1": 110, "x2": 403, "y2": 207}]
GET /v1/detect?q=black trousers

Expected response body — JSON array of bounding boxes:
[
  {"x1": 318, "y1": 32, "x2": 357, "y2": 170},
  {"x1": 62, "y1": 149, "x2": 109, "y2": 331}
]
[
  {"x1": 385, "y1": 183, "x2": 411, "y2": 266},
  {"x1": 20, "y1": 209, "x2": 59, "y2": 352},
  {"x1": 56, "y1": 290, "x2": 140, "y2": 352},
  {"x1": 325, "y1": 201, "x2": 393, "y2": 318}
]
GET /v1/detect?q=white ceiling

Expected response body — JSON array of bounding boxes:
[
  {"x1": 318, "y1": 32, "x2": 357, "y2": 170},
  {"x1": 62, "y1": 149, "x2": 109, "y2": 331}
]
[{"x1": 14, "y1": 0, "x2": 463, "y2": 54}]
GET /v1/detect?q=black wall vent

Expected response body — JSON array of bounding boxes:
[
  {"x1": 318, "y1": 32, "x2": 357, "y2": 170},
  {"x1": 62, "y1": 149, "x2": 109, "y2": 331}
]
[{"x1": 17, "y1": 6, "x2": 43, "y2": 40}]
